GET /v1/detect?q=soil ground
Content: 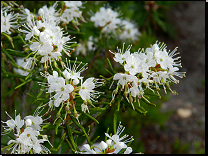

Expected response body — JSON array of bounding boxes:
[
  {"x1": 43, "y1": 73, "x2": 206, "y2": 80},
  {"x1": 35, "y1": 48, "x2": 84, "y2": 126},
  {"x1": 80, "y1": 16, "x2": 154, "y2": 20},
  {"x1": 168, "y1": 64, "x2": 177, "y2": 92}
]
[{"x1": 140, "y1": 1, "x2": 205, "y2": 154}]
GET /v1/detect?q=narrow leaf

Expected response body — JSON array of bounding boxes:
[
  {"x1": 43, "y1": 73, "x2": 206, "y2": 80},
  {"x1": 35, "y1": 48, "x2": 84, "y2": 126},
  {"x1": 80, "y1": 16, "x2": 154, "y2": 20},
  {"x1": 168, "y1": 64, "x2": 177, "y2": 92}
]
[
  {"x1": 50, "y1": 132, "x2": 66, "y2": 152},
  {"x1": 55, "y1": 119, "x2": 62, "y2": 135},
  {"x1": 15, "y1": 77, "x2": 32, "y2": 89},
  {"x1": 84, "y1": 113, "x2": 99, "y2": 124}
]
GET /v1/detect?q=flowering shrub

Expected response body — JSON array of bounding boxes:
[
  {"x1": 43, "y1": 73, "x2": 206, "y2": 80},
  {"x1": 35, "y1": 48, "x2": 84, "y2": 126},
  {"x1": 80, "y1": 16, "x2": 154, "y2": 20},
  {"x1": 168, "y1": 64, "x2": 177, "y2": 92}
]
[{"x1": 1, "y1": 1, "x2": 185, "y2": 154}]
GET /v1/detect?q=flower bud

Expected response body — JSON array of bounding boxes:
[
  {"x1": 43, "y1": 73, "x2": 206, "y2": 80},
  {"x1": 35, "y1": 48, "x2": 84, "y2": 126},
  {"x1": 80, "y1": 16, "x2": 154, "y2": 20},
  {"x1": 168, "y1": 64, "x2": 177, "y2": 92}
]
[
  {"x1": 106, "y1": 139, "x2": 112, "y2": 146},
  {"x1": 73, "y1": 78, "x2": 79, "y2": 85},
  {"x1": 65, "y1": 105, "x2": 69, "y2": 111},
  {"x1": 38, "y1": 8, "x2": 44, "y2": 15},
  {"x1": 152, "y1": 44, "x2": 159, "y2": 53},
  {"x1": 124, "y1": 147, "x2": 132, "y2": 154},
  {"x1": 25, "y1": 118, "x2": 32, "y2": 127},
  {"x1": 100, "y1": 141, "x2": 108, "y2": 150}
]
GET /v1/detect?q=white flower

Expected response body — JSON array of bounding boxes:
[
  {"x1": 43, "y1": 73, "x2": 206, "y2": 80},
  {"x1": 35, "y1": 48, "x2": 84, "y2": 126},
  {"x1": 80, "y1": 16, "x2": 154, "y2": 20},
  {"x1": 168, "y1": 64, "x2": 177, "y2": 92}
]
[
  {"x1": 90, "y1": 7, "x2": 121, "y2": 35},
  {"x1": 73, "y1": 78, "x2": 80, "y2": 85},
  {"x1": 7, "y1": 139, "x2": 32, "y2": 154},
  {"x1": 44, "y1": 71, "x2": 74, "y2": 107},
  {"x1": 33, "y1": 137, "x2": 51, "y2": 154},
  {"x1": 62, "y1": 58, "x2": 88, "y2": 81},
  {"x1": 38, "y1": 2, "x2": 59, "y2": 23},
  {"x1": 79, "y1": 77, "x2": 103, "y2": 101},
  {"x1": 105, "y1": 122, "x2": 134, "y2": 151},
  {"x1": 1, "y1": 111, "x2": 24, "y2": 136},
  {"x1": 113, "y1": 73, "x2": 138, "y2": 89},
  {"x1": 64, "y1": 1, "x2": 82, "y2": 8},
  {"x1": 24, "y1": 115, "x2": 43, "y2": 131},
  {"x1": 18, "y1": 127, "x2": 39, "y2": 146},
  {"x1": 99, "y1": 141, "x2": 108, "y2": 150},
  {"x1": 52, "y1": 78, "x2": 74, "y2": 107},
  {"x1": 79, "y1": 77, "x2": 95, "y2": 101},
  {"x1": 124, "y1": 147, "x2": 133, "y2": 154},
  {"x1": 119, "y1": 19, "x2": 141, "y2": 41},
  {"x1": 124, "y1": 54, "x2": 140, "y2": 75},
  {"x1": 106, "y1": 139, "x2": 112, "y2": 146},
  {"x1": 1, "y1": 6, "x2": 19, "y2": 34},
  {"x1": 30, "y1": 32, "x2": 53, "y2": 55},
  {"x1": 82, "y1": 144, "x2": 97, "y2": 154},
  {"x1": 167, "y1": 66, "x2": 185, "y2": 84},
  {"x1": 25, "y1": 118, "x2": 32, "y2": 127},
  {"x1": 60, "y1": 1, "x2": 84, "y2": 25}
]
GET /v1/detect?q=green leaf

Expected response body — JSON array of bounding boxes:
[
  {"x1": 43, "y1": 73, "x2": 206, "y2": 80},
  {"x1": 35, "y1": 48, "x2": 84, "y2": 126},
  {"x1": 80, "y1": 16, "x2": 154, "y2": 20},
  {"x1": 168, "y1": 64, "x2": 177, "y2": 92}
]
[
  {"x1": 18, "y1": 35, "x2": 28, "y2": 47},
  {"x1": 104, "y1": 127, "x2": 109, "y2": 142},
  {"x1": 117, "y1": 98, "x2": 121, "y2": 111},
  {"x1": 41, "y1": 123, "x2": 52, "y2": 130},
  {"x1": 1, "y1": 32, "x2": 14, "y2": 48},
  {"x1": 26, "y1": 93, "x2": 36, "y2": 99},
  {"x1": 84, "y1": 113, "x2": 99, "y2": 124},
  {"x1": 50, "y1": 132, "x2": 66, "y2": 152},
  {"x1": 6, "y1": 133, "x2": 15, "y2": 140},
  {"x1": 66, "y1": 124, "x2": 79, "y2": 151},
  {"x1": 15, "y1": 77, "x2": 33, "y2": 89},
  {"x1": 1, "y1": 47, "x2": 16, "y2": 64},
  {"x1": 107, "y1": 58, "x2": 116, "y2": 75},
  {"x1": 95, "y1": 105, "x2": 111, "y2": 118},
  {"x1": 25, "y1": 67, "x2": 38, "y2": 80},
  {"x1": 70, "y1": 115, "x2": 92, "y2": 146},
  {"x1": 92, "y1": 102, "x2": 111, "y2": 106},
  {"x1": 55, "y1": 118, "x2": 62, "y2": 135},
  {"x1": 113, "y1": 106, "x2": 117, "y2": 134},
  {"x1": 6, "y1": 49, "x2": 28, "y2": 57},
  {"x1": 105, "y1": 69, "x2": 113, "y2": 76},
  {"x1": 91, "y1": 136, "x2": 100, "y2": 145},
  {"x1": 66, "y1": 139, "x2": 76, "y2": 154}
]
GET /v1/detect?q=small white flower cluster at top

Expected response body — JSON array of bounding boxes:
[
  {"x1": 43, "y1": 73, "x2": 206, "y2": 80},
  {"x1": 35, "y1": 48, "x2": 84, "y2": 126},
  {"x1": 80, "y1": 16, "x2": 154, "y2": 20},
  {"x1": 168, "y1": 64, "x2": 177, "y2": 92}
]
[
  {"x1": 1, "y1": 110, "x2": 52, "y2": 154},
  {"x1": 90, "y1": 6, "x2": 141, "y2": 41},
  {"x1": 110, "y1": 42, "x2": 186, "y2": 110},
  {"x1": 60, "y1": 1, "x2": 85, "y2": 25},
  {"x1": 19, "y1": 2, "x2": 75, "y2": 70},
  {"x1": 79, "y1": 122, "x2": 139, "y2": 154},
  {"x1": 1, "y1": 2, "x2": 19, "y2": 34},
  {"x1": 39, "y1": 58, "x2": 104, "y2": 120},
  {"x1": 90, "y1": 6, "x2": 121, "y2": 36}
]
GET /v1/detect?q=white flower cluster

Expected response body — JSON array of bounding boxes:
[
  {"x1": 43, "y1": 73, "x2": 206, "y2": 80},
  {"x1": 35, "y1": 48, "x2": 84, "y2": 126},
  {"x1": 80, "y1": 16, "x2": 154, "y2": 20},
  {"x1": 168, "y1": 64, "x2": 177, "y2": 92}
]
[
  {"x1": 19, "y1": 2, "x2": 76, "y2": 70},
  {"x1": 80, "y1": 122, "x2": 134, "y2": 154},
  {"x1": 110, "y1": 42, "x2": 186, "y2": 109},
  {"x1": 90, "y1": 7, "x2": 121, "y2": 35},
  {"x1": 119, "y1": 19, "x2": 141, "y2": 42},
  {"x1": 39, "y1": 58, "x2": 104, "y2": 114},
  {"x1": 60, "y1": 1, "x2": 85, "y2": 25},
  {"x1": 1, "y1": 3, "x2": 19, "y2": 34},
  {"x1": 19, "y1": 2, "x2": 81, "y2": 72},
  {"x1": 1, "y1": 110, "x2": 52, "y2": 154}
]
